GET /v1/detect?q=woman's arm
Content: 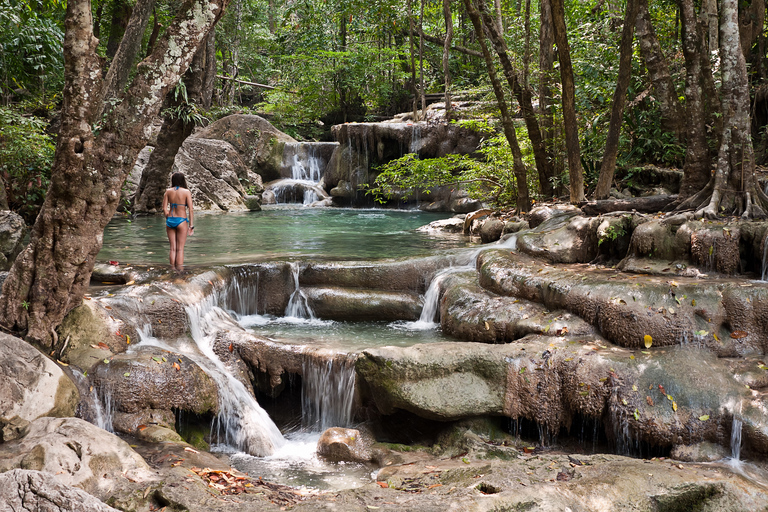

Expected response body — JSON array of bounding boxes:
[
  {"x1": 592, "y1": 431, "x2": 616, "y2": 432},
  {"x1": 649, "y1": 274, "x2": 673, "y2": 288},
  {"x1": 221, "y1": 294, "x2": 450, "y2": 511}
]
[
  {"x1": 161, "y1": 190, "x2": 169, "y2": 217},
  {"x1": 186, "y1": 190, "x2": 194, "y2": 232}
]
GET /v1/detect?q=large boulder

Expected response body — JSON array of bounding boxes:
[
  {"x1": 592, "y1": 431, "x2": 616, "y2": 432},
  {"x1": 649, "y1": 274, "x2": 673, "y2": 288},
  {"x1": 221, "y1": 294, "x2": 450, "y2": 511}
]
[
  {"x1": 172, "y1": 138, "x2": 252, "y2": 211},
  {"x1": 193, "y1": 114, "x2": 296, "y2": 182},
  {"x1": 516, "y1": 211, "x2": 602, "y2": 264},
  {"x1": 317, "y1": 427, "x2": 374, "y2": 463},
  {"x1": 0, "y1": 210, "x2": 26, "y2": 270},
  {"x1": 89, "y1": 346, "x2": 218, "y2": 434},
  {"x1": 0, "y1": 332, "x2": 79, "y2": 422},
  {"x1": 304, "y1": 286, "x2": 421, "y2": 321},
  {"x1": 0, "y1": 417, "x2": 152, "y2": 499},
  {"x1": 0, "y1": 469, "x2": 121, "y2": 512}
]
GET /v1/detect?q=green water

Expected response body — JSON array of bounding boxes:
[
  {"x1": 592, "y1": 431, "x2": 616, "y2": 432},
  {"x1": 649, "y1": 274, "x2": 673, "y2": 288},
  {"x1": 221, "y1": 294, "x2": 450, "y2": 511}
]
[{"x1": 100, "y1": 206, "x2": 472, "y2": 265}]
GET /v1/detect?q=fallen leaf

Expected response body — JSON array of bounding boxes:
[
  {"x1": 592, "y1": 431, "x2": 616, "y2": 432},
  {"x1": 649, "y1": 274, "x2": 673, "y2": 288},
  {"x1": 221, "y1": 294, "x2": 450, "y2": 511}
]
[
  {"x1": 125, "y1": 280, "x2": 135, "y2": 286},
  {"x1": 634, "y1": 409, "x2": 640, "y2": 421},
  {"x1": 229, "y1": 342, "x2": 234, "y2": 353},
  {"x1": 699, "y1": 415, "x2": 710, "y2": 421},
  {"x1": 123, "y1": 372, "x2": 130, "y2": 377},
  {"x1": 173, "y1": 362, "x2": 181, "y2": 371},
  {"x1": 427, "y1": 483, "x2": 443, "y2": 489},
  {"x1": 103, "y1": 359, "x2": 110, "y2": 364},
  {"x1": 731, "y1": 330, "x2": 748, "y2": 339},
  {"x1": 644, "y1": 335, "x2": 653, "y2": 348},
  {"x1": 659, "y1": 384, "x2": 666, "y2": 394},
  {"x1": 57, "y1": 360, "x2": 69, "y2": 366},
  {"x1": 184, "y1": 447, "x2": 200, "y2": 454},
  {"x1": 104, "y1": 305, "x2": 112, "y2": 310},
  {"x1": 672, "y1": 402, "x2": 678, "y2": 412},
  {"x1": 695, "y1": 330, "x2": 708, "y2": 337},
  {"x1": 138, "y1": 424, "x2": 148, "y2": 431},
  {"x1": 376, "y1": 481, "x2": 388, "y2": 488},
  {"x1": 126, "y1": 335, "x2": 131, "y2": 344},
  {"x1": 622, "y1": 399, "x2": 628, "y2": 405},
  {"x1": 484, "y1": 321, "x2": 490, "y2": 330},
  {"x1": 646, "y1": 396, "x2": 654, "y2": 406},
  {"x1": 632, "y1": 385, "x2": 638, "y2": 391}
]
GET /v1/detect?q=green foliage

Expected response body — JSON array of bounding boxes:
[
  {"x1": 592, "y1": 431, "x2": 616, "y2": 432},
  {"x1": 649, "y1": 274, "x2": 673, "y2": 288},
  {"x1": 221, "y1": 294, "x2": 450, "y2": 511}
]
[
  {"x1": 367, "y1": 129, "x2": 535, "y2": 209},
  {"x1": 598, "y1": 223, "x2": 627, "y2": 246},
  {"x1": 0, "y1": 0, "x2": 65, "y2": 104},
  {"x1": 0, "y1": 106, "x2": 54, "y2": 222}
]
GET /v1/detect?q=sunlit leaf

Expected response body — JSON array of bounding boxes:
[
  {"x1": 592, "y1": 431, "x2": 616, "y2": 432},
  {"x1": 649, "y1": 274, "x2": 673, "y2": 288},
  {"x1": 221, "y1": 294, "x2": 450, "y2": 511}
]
[
  {"x1": 634, "y1": 409, "x2": 639, "y2": 420},
  {"x1": 644, "y1": 335, "x2": 653, "y2": 348},
  {"x1": 699, "y1": 415, "x2": 709, "y2": 421},
  {"x1": 672, "y1": 402, "x2": 677, "y2": 412}
]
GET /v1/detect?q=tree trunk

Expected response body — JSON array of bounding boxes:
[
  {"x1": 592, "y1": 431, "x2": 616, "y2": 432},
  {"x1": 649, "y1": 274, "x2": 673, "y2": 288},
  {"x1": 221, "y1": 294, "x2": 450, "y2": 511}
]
[
  {"x1": 475, "y1": 0, "x2": 552, "y2": 201},
  {"x1": 145, "y1": 8, "x2": 161, "y2": 57},
  {"x1": 635, "y1": 0, "x2": 685, "y2": 142},
  {"x1": 442, "y1": 0, "x2": 453, "y2": 119},
  {"x1": 594, "y1": 0, "x2": 639, "y2": 199},
  {"x1": 408, "y1": 0, "x2": 418, "y2": 119},
  {"x1": 691, "y1": 0, "x2": 767, "y2": 218},
  {"x1": 676, "y1": 0, "x2": 712, "y2": 199},
  {"x1": 101, "y1": 0, "x2": 157, "y2": 108},
  {"x1": 739, "y1": 0, "x2": 764, "y2": 59},
  {"x1": 550, "y1": 0, "x2": 585, "y2": 202},
  {"x1": 462, "y1": 0, "x2": 530, "y2": 212},
  {"x1": 221, "y1": 0, "x2": 242, "y2": 106},
  {"x1": 133, "y1": 39, "x2": 213, "y2": 214},
  {"x1": 580, "y1": 195, "x2": 678, "y2": 215},
  {"x1": 538, "y1": 0, "x2": 556, "y2": 198},
  {"x1": 494, "y1": 0, "x2": 504, "y2": 34},
  {"x1": 0, "y1": 175, "x2": 8, "y2": 210},
  {"x1": 419, "y1": 0, "x2": 426, "y2": 116},
  {"x1": 105, "y1": 0, "x2": 132, "y2": 60},
  {"x1": 0, "y1": 0, "x2": 230, "y2": 345}
]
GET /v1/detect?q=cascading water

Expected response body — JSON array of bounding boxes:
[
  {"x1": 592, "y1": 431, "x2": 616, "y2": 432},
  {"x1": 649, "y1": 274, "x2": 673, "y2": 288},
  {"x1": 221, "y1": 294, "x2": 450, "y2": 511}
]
[
  {"x1": 267, "y1": 142, "x2": 336, "y2": 205},
  {"x1": 181, "y1": 294, "x2": 285, "y2": 456},
  {"x1": 731, "y1": 415, "x2": 743, "y2": 462},
  {"x1": 301, "y1": 355, "x2": 356, "y2": 431},
  {"x1": 285, "y1": 262, "x2": 315, "y2": 320}
]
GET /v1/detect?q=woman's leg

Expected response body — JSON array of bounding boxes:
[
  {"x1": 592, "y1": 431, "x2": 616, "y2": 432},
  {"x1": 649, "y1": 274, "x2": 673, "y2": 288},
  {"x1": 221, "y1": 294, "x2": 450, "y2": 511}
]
[
  {"x1": 166, "y1": 226, "x2": 178, "y2": 269},
  {"x1": 175, "y1": 223, "x2": 189, "y2": 269}
]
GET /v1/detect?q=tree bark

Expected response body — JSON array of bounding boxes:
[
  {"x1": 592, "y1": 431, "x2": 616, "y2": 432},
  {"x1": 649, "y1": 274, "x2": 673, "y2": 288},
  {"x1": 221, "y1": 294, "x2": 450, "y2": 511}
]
[
  {"x1": 408, "y1": 0, "x2": 419, "y2": 119},
  {"x1": 145, "y1": 7, "x2": 161, "y2": 57},
  {"x1": 538, "y1": 0, "x2": 556, "y2": 198},
  {"x1": 105, "y1": 0, "x2": 132, "y2": 60},
  {"x1": 0, "y1": 0, "x2": 230, "y2": 345},
  {"x1": 101, "y1": 0, "x2": 157, "y2": 108},
  {"x1": 580, "y1": 195, "x2": 678, "y2": 215},
  {"x1": 0, "y1": 175, "x2": 8, "y2": 210},
  {"x1": 739, "y1": 0, "x2": 764, "y2": 59},
  {"x1": 594, "y1": 0, "x2": 639, "y2": 199},
  {"x1": 442, "y1": 0, "x2": 454, "y2": 119},
  {"x1": 676, "y1": 0, "x2": 712, "y2": 199},
  {"x1": 635, "y1": 0, "x2": 685, "y2": 142},
  {"x1": 133, "y1": 36, "x2": 213, "y2": 214},
  {"x1": 550, "y1": 0, "x2": 584, "y2": 202},
  {"x1": 419, "y1": 0, "x2": 426, "y2": 116},
  {"x1": 221, "y1": 0, "x2": 242, "y2": 105},
  {"x1": 475, "y1": 0, "x2": 552, "y2": 201},
  {"x1": 462, "y1": 0, "x2": 530, "y2": 212},
  {"x1": 692, "y1": 0, "x2": 766, "y2": 218}
]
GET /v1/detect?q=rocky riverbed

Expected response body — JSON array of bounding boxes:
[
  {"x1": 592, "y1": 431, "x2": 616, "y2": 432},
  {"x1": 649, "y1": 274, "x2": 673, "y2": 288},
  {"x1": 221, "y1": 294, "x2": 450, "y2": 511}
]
[{"x1": 3, "y1": 204, "x2": 768, "y2": 510}]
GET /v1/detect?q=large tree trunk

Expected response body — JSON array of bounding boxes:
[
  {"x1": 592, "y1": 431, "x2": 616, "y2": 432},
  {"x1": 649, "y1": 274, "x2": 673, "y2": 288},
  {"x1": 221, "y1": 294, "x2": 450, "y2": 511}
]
[
  {"x1": 101, "y1": 0, "x2": 156, "y2": 108},
  {"x1": 676, "y1": 0, "x2": 712, "y2": 199},
  {"x1": 594, "y1": 0, "x2": 639, "y2": 199},
  {"x1": 133, "y1": 34, "x2": 215, "y2": 213},
  {"x1": 442, "y1": 0, "x2": 454, "y2": 119},
  {"x1": 635, "y1": 0, "x2": 685, "y2": 142},
  {"x1": 538, "y1": 0, "x2": 556, "y2": 198},
  {"x1": 0, "y1": 0, "x2": 229, "y2": 345},
  {"x1": 0, "y1": 175, "x2": 8, "y2": 210},
  {"x1": 550, "y1": 0, "x2": 585, "y2": 202},
  {"x1": 221, "y1": 0, "x2": 242, "y2": 105},
  {"x1": 475, "y1": 0, "x2": 552, "y2": 200},
  {"x1": 105, "y1": 0, "x2": 132, "y2": 60},
  {"x1": 462, "y1": 0, "x2": 530, "y2": 212},
  {"x1": 689, "y1": 0, "x2": 767, "y2": 218}
]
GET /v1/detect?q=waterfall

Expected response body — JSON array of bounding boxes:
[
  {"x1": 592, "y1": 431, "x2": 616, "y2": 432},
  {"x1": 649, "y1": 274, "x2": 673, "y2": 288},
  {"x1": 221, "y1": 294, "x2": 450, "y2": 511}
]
[
  {"x1": 267, "y1": 142, "x2": 336, "y2": 205},
  {"x1": 93, "y1": 387, "x2": 116, "y2": 433},
  {"x1": 731, "y1": 415, "x2": 743, "y2": 461},
  {"x1": 285, "y1": 262, "x2": 315, "y2": 319},
  {"x1": 181, "y1": 295, "x2": 285, "y2": 455},
  {"x1": 762, "y1": 231, "x2": 768, "y2": 281},
  {"x1": 226, "y1": 266, "x2": 260, "y2": 317},
  {"x1": 409, "y1": 124, "x2": 422, "y2": 154},
  {"x1": 301, "y1": 355, "x2": 356, "y2": 431}
]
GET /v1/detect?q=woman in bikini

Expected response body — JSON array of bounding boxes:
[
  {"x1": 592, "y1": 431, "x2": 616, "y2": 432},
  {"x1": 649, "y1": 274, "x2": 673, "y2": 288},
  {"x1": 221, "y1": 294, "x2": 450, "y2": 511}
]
[{"x1": 162, "y1": 172, "x2": 195, "y2": 271}]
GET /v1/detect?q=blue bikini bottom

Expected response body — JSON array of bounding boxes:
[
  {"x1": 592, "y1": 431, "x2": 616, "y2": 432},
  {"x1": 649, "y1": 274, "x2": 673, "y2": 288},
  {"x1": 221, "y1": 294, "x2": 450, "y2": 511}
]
[{"x1": 166, "y1": 217, "x2": 188, "y2": 228}]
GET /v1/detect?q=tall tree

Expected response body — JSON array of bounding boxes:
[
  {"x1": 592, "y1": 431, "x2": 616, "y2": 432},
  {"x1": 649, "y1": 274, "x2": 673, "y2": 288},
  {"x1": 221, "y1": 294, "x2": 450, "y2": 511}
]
[
  {"x1": 550, "y1": 0, "x2": 584, "y2": 202},
  {"x1": 683, "y1": 0, "x2": 768, "y2": 218},
  {"x1": 634, "y1": 0, "x2": 685, "y2": 143},
  {"x1": 475, "y1": 0, "x2": 552, "y2": 200},
  {"x1": 594, "y1": 0, "x2": 639, "y2": 199},
  {"x1": 538, "y1": 0, "x2": 556, "y2": 197},
  {"x1": 0, "y1": 0, "x2": 230, "y2": 345},
  {"x1": 462, "y1": 0, "x2": 530, "y2": 211},
  {"x1": 442, "y1": 0, "x2": 453, "y2": 119}
]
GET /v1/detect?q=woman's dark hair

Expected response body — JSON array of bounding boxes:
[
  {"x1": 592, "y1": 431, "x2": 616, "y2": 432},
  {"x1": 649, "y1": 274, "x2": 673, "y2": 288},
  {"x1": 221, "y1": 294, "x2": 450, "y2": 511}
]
[{"x1": 171, "y1": 172, "x2": 188, "y2": 189}]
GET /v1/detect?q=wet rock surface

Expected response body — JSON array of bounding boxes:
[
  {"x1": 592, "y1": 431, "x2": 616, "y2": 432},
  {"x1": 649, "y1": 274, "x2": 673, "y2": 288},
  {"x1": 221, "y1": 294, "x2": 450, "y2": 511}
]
[
  {"x1": 0, "y1": 332, "x2": 79, "y2": 422},
  {"x1": 90, "y1": 346, "x2": 218, "y2": 432},
  {"x1": 0, "y1": 210, "x2": 26, "y2": 270},
  {"x1": 0, "y1": 469, "x2": 121, "y2": 512}
]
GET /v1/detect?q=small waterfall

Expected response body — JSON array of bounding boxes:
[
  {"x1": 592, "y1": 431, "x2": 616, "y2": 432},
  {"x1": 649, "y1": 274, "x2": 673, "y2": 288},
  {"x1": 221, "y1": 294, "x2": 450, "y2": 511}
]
[
  {"x1": 762, "y1": 231, "x2": 768, "y2": 281},
  {"x1": 409, "y1": 124, "x2": 422, "y2": 154},
  {"x1": 225, "y1": 266, "x2": 260, "y2": 317},
  {"x1": 403, "y1": 266, "x2": 461, "y2": 330},
  {"x1": 93, "y1": 387, "x2": 116, "y2": 433},
  {"x1": 301, "y1": 355, "x2": 356, "y2": 431},
  {"x1": 731, "y1": 415, "x2": 743, "y2": 461},
  {"x1": 285, "y1": 262, "x2": 315, "y2": 319},
  {"x1": 289, "y1": 145, "x2": 322, "y2": 182}
]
